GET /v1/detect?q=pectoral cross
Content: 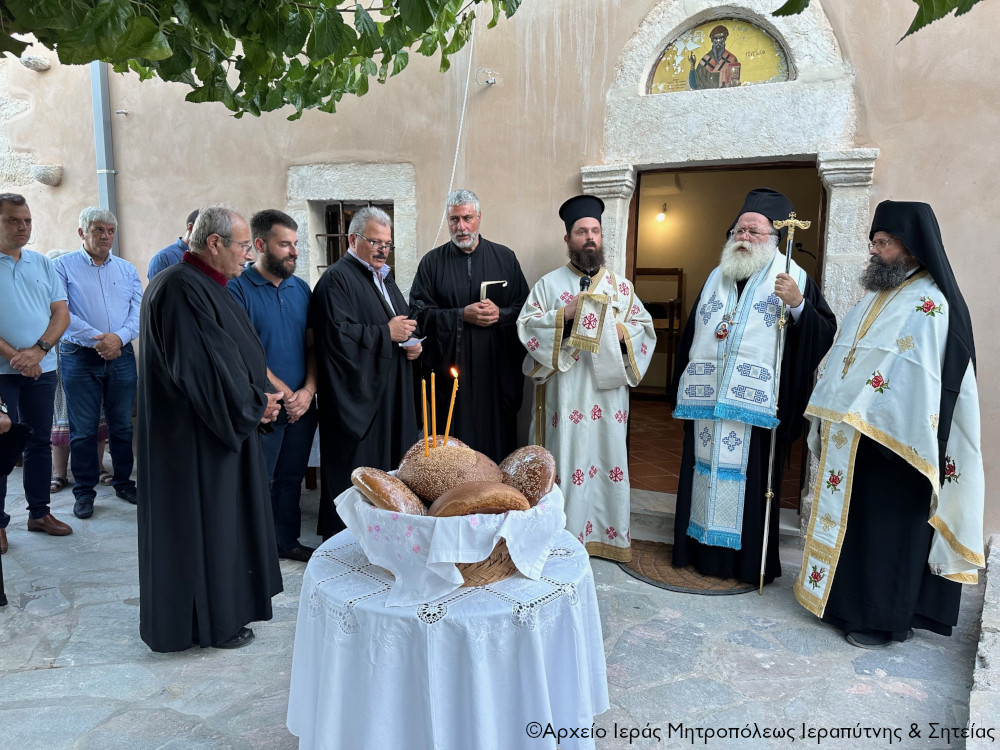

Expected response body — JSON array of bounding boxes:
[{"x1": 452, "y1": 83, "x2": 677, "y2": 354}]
[{"x1": 841, "y1": 347, "x2": 856, "y2": 378}]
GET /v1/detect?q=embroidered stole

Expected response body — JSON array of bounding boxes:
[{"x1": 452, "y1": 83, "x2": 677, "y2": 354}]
[
  {"x1": 794, "y1": 274, "x2": 985, "y2": 617},
  {"x1": 568, "y1": 292, "x2": 610, "y2": 354},
  {"x1": 674, "y1": 252, "x2": 805, "y2": 549}
]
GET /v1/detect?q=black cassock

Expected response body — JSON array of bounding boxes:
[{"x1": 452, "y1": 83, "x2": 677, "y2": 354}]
[
  {"x1": 820, "y1": 437, "x2": 962, "y2": 639},
  {"x1": 311, "y1": 254, "x2": 418, "y2": 538},
  {"x1": 408, "y1": 238, "x2": 529, "y2": 463},
  {"x1": 671, "y1": 277, "x2": 836, "y2": 585},
  {"x1": 137, "y1": 260, "x2": 282, "y2": 653}
]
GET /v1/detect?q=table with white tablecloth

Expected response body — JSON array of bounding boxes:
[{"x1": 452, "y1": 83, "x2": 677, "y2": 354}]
[{"x1": 286, "y1": 528, "x2": 609, "y2": 750}]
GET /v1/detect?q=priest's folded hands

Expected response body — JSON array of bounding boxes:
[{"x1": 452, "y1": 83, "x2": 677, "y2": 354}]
[{"x1": 260, "y1": 391, "x2": 283, "y2": 424}]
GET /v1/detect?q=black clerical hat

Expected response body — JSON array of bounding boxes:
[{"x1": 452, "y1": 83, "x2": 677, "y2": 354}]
[
  {"x1": 559, "y1": 195, "x2": 605, "y2": 234},
  {"x1": 0, "y1": 423, "x2": 32, "y2": 477},
  {"x1": 729, "y1": 188, "x2": 795, "y2": 242}
]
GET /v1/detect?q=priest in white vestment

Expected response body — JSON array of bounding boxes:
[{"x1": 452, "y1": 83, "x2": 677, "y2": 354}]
[
  {"x1": 517, "y1": 195, "x2": 655, "y2": 561},
  {"x1": 795, "y1": 200, "x2": 983, "y2": 649}
]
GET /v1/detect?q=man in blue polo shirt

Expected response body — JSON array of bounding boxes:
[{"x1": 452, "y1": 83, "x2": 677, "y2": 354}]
[
  {"x1": 228, "y1": 209, "x2": 317, "y2": 562},
  {"x1": 147, "y1": 209, "x2": 199, "y2": 282},
  {"x1": 55, "y1": 206, "x2": 143, "y2": 519},
  {"x1": 0, "y1": 193, "x2": 73, "y2": 554}
]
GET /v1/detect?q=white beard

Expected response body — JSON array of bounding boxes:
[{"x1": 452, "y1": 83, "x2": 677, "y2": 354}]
[{"x1": 719, "y1": 236, "x2": 778, "y2": 280}]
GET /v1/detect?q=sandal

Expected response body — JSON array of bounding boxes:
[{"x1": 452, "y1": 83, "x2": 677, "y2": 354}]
[
  {"x1": 50, "y1": 476, "x2": 68, "y2": 494},
  {"x1": 99, "y1": 471, "x2": 114, "y2": 486}
]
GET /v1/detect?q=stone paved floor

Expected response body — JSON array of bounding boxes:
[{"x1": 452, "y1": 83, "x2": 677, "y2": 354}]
[{"x1": 0, "y1": 469, "x2": 986, "y2": 750}]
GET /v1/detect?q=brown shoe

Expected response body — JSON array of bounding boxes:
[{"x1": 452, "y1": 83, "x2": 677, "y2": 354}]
[
  {"x1": 26, "y1": 513, "x2": 73, "y2": 536},
  {"x1": 0, "y1": 527, "x2": 7, "y2": 554}
]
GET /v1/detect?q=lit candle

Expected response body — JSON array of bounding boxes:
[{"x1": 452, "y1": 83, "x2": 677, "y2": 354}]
[
  {"x1": 431, "y1": 370, "x2": 437, "y2": 449},
  {"x1": 444, "y1": 367, "x2": 459, "y2": 442},
  {"x1": 422, "y1": 377, "x2": 429, "y2": 457}
]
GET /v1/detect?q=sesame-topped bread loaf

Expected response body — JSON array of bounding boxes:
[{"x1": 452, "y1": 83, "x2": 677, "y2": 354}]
[{"x1": 397, "y1": 445, "x2": 502, "y2": 503}]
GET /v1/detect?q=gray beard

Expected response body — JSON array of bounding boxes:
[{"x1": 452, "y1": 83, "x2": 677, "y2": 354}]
[
  {"x1": 719, "y1": 236, "x2": 777, "y2": 280},
  {"x1": 263, "y1": 250, "x2": 294, "y2": 280},
  {"x1": 860, "y1": 256, "x2": 910, "y2": 291},
  {"x1": 451, "y1": 231, "x2": 479, "y2": 250}
]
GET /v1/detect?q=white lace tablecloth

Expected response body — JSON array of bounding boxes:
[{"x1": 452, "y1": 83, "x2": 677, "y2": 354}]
[{"x1": 287, "y1": 528, "x2": 609, "y2": 750}]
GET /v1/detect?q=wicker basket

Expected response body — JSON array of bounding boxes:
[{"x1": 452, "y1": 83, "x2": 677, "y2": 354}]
[{"x1": 457, "y1": 538, "x2": 518, "y2": 587}]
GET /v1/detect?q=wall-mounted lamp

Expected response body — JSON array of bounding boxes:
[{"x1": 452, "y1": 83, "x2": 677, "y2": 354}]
[{"x1": 656, "y1": 203, "x2": 667, "y2": 222}]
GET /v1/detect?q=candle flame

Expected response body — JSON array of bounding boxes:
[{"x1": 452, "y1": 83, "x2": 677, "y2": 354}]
[{"x1": 450, "y1": 367, "x2": 458, "y2": 378}]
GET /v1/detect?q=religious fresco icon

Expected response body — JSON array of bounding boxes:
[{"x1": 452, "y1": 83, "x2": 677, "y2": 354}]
[{"x1": 649, "y1": 18, "x2": 789, "y2": 94}]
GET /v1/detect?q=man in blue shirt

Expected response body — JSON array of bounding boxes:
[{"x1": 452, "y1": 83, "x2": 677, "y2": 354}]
[
  {"x1": 228, "y1": 209, "x2": 317, "y2": 562},
  {"x1": 55, "y1": 207, "x2": 143, "y2": 519},
  {"x1": 147, "y1": 209, "x2": 199, "y2": 282},
  {"x1": 0, "y1": 193, "x2": 73, "y2": 554}
]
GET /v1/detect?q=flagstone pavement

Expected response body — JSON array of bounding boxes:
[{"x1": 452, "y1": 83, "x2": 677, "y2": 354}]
[{"x1": 1, "y1": 469, "x2": 996, "y2": 750}]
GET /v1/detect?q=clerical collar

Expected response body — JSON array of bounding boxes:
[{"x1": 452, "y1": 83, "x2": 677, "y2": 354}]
[
  {"x1": 570, "y1": 262, "x2": 599, "y2": 277},
  {"x1": 347, "y1": 249, "x2": 390, "y2": 280},
  {"x1": 182, "y1": 250, "x2": 228, "y2": 286}
]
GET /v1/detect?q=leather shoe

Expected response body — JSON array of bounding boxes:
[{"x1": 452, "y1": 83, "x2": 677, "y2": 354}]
[
  {"x1": 845, "y1": 630, "x2": 892, "y2": 649},
  {"x1": 0, "y1": 527, "x2": 7, "y2": 554},
  {"x1": 26, "y1": 513, "x2": 73, "y2": 536},
  {"x1": 74, "y1": 497, "x2": 95, "y2": 519},
  {"x1": 215, "y1": 627, "x2": 254, "y2": 649},
  {"x1": 278, "y1": 545, "x2": 315, "y2": 563},
  {"x1": 115, "y1": 485, "x2": 138, "y2": 505}
]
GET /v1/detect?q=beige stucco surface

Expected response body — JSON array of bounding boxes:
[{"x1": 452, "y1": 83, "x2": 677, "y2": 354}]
[{"x1": 0, "y1": 0, "x2": 996, "y2": 536}]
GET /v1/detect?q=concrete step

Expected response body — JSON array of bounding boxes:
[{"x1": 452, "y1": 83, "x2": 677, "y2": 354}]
[{"x1": 630, "y1": 489, "x2": 802, "y2": 544}]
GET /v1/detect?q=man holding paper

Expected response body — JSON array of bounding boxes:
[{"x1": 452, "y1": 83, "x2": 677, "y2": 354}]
[
  {"x1": 409, "y1": 189, "x2": 528, "y2": 462},
  {"x1": 311, "y1": 207, "x2": 421, "y2": 539},
  {"x1": 517, "y1": 195, "x2": 656, "y2": 561}
]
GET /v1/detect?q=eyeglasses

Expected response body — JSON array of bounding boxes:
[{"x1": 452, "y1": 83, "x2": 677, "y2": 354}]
[
  {"x1": 867, "y1": 237, "x2": 900, "y2": 251},
  {"x1": 358, "y1": 234, "x2": 393, "y2": 252},
  {"x1": 729, "y1": 227, "x2": 777, "y2": 239},
  {"x1": 222, "y1": 236, "x2": 253, "y2": 253}
]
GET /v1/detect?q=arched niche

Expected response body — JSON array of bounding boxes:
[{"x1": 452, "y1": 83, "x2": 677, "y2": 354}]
[{"x1": 649, "y1": 16, "x2": 791, "y2": 94}]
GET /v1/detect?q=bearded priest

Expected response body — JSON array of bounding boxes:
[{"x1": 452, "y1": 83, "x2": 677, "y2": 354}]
[
  {"x1": 795, "y1": 201, "x2": 983, "y2": 648},
  {"x1": 518, "y1": 195, "x2": 656, "y2": 562},
  {"x1": 670, "y1": 188, "x2": 836, "y2": 586}
]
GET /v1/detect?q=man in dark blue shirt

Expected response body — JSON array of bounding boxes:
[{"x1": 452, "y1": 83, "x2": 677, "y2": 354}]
[
  {"x1": 228, "y1": 209, "x2": 317, "y2": 562},
  {"x1": 147, "y1": 209, "x2": 199, "y2": 282}
]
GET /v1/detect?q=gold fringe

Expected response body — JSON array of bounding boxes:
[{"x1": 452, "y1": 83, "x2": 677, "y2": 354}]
[
  {"x1": 568, "y1": 334, "x2": 601, "y2": 353},
  {"x1": 584, "y1": 540, "x2": 632, "y2": 562}
]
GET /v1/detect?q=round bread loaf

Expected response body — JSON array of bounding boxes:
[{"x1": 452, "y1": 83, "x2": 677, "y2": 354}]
[
  {"x1": 428, "y1": 481, "x2": 530, "y2": 517},
  {"x1": 397, "y1": 445, "x2": 502, "y2": 503},
  {"x1": 499, "y1": 445, "x2": 556, "y2": 506},
  {"x1": 351, "y1": 467, "x2": 427, "y2": 516},
  {"x1": 400, "y1": 435, "x2": 466, "y2": 468}
]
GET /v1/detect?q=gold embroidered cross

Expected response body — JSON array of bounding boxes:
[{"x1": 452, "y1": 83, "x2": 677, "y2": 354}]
[
  {"x1": 820, "y1": 513, "x2": 837, "y2": 532},
  {"x1": 897, "y1": 335, "x2": 914, "y2": 353},
  {"x1": 832, "y1": 430, "x2": 848, "y2": 449},
  {"x1": 841, "y1": 347, "x2": 856, "y2": 378}
]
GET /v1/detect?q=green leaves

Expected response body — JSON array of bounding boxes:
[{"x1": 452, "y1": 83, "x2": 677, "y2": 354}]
[
  {"x1": 771, "y1": 0, "x2": 811, "y2": 16},
  {"x1": 771, "y1": 0, "x2": 987, "y2": 37},
  {"x1": 0, "y1": 0, "x2": 521, "y2": 118},
  {"x1": 903, "y1": 0, "x2": 983, "y2": 37}
]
